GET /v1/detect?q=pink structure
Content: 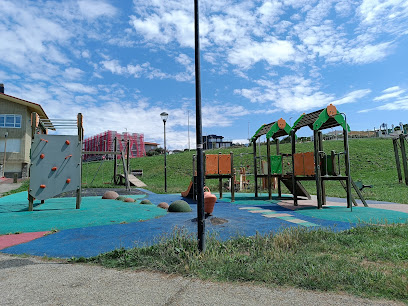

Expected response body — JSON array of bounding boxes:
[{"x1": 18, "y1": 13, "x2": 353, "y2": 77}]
[{"x1": 83, "y1": 130, "x2": 145, "y2": 161}]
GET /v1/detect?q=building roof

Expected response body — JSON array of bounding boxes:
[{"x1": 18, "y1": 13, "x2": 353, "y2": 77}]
[
  {"x1": 0, "y1": 92, "x2": 50, "y2": 121},
  {"x1": 145, "y1": 142, "x2": 159, "y2": 145}
]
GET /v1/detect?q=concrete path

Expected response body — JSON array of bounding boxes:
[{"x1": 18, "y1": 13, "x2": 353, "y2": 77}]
[
  {"x1": 0, "y1": 254, "x2": 402, "y2": 306},
  {"x1": 0, "y1": 180, "x2": 22, "y2": 197}
]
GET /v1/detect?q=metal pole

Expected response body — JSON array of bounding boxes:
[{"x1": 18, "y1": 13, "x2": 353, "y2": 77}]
[
  {"x1": 194, "y1": 0, "x2": 205, "y2": 252},
  {"x1": 163, "y1": 120, "x2": 167, "y2": 192}
]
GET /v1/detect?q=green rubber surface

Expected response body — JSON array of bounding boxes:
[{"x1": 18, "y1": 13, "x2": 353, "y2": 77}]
[
  {"x1": 0, "y1": 192, "x2": 166, "y2": 234},
  {"x1": 296, "y1": 206, "x2": 408, "y2": 224}
]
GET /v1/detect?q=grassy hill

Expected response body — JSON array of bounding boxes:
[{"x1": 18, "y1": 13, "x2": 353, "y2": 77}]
[{"x1": 82, "y1": 137, "x2": 408, "y2": 204}]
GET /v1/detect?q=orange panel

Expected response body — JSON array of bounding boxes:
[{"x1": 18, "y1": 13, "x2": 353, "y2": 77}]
[
  {"x1": 218, "y1": 154, "x2": 231, "y2": 174},
  {"x1": 205, "y1": 155, "x2": 218, "y2": 175},
  {"x1": 293, "y1": 153, "x2": 304, "y2": 176},
  {"x1": 303, "y1": 152, "x2": 315, "y2": 176}
]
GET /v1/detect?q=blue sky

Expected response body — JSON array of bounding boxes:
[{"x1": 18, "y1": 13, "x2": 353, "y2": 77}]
[{"x1": 1, "y1": 0, "x2": 408, "y2": 149}]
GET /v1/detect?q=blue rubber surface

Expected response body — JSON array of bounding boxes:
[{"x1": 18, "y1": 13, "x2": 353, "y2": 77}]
[{"x1": 3, "y1": 193, "x2": 357, "y2": 258}]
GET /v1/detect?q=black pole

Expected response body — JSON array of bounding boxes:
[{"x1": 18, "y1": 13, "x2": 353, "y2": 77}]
[
  {"x1": 194, "y1": 0, "x2": 205, "y2": 252},
  {"x1": 164, "y1": 120, "x2": 167, "y2": 192}
]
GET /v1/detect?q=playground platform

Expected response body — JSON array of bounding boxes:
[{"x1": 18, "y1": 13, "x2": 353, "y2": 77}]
[{"x1": 0, "y1": 190, "x2": 407, "y2": 258}]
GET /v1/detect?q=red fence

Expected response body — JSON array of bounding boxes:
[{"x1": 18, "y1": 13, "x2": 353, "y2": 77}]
[{"x1": 83, "y1": 130, "x2": 145, "y2": 161}]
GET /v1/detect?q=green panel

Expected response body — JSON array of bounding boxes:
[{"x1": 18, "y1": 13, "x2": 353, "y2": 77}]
[
  {"x1": 292, "y1": 113, "x2": 305, "y2": 129},
  {"x1": 313, "y1": 108, "x2": 331, "y2": 130},
  {"x1": 313, "y1": 108, "x2": 351, "y2": 131},
  {"x1": 265, "y1": 122, "x2": 279, "y2": 139},
  {"x1": 266, "y1": 122, "x2": 293, "y2": 139},
  {"x1": 270, "y1": 155, "x2": 282, "y2": 174},
  {"x1": 334, "y1": 113, "x2": 351, "y2": 132},
  {"x1": 321, "y1": 155, "x2": 335, "y2": 176}
]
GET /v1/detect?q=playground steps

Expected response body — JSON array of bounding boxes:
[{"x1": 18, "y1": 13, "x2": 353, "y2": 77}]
[
  {"x1": 280, "y1": 178, "x2": 311, "y2": 199},
  {"x1": 127, "y1": 174, "x2": 147, "y2": 188},
  {"x1": 338, "y1": 178, "x2": 368, "y2": 207}
]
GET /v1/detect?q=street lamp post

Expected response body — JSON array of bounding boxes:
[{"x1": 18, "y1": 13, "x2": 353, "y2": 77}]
[
  {"x1": 2, "y1": 132, "x2": 8, "y2": 178},
  {"x1": 160, "y1": 112, "x2": 168, "y2": 192}
]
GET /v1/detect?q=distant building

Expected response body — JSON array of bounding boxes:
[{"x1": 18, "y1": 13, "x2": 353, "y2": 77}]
[
  {"x1": 203, "y1": 135, "x2": 232, "y2": 150},
  {"x1": 144, "y1": 141, "x2": 159, "y2": 152},
  {"x1": 83, "y1": 130, "x2": 145, "y2": 161},
  {"x1": 0, "y1": 84, "x2": 49, "y2": 178}
]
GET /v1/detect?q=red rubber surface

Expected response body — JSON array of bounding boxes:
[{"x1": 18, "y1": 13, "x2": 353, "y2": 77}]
[{"x1": 0, "y1": 231, "x2": 50, "y2": 250}]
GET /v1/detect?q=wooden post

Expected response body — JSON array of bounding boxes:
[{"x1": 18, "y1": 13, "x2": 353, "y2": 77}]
[
  {"x1": 266, "y1": 137, "x2": 272, "y2": 200},
  {"x1": 313, "y1": 130, "x2": 323, "y2": 209},
  {"x1": 113, "y1": 137, "x2": 117, "y2": 182},
  {"x1": 318, "y1": 131, "x2": 326, "y2": 206},
  {"x1": 76, "y1": 113, "x2": 83, "y2": 209},
  {"x1": 291, "y1": 130, "x2": 298, "y2": 205},
  {"x1": 218, "y1": 152, "x2": 222, "y2": 199},
  {"x1": 28, "y1": 195, "x2": 34, "y2": 211},
  {"x1": 253, "y1": 140, "x2": 258, "y2": 197},
  {"x1": 126, "y1": 139, "x2": 130, "y2": 175},
  {"x1": 393, "y1": 138, "x2": 403, "y2": 183},
  {"x1": 343, "y1": 127, "x2": 352, "y2": 208},
  {"x1": 28, "y1": 112, "x2": 38, "y2": 211},
  {"x1": 399, "y1": 134, "x2": 408, "y2": 185},
  {"x1": 276, "y1": 138, "x2": 282, "y2": 197}
]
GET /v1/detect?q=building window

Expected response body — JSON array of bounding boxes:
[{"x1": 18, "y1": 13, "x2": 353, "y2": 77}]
[{"x1": 0, "y1": 114, "x2": 22, "y2": 128}]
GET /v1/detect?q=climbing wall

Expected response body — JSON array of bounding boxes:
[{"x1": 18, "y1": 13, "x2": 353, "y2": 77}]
[{"x1": 29, "y1": 135, "x2": 81, "y2": 201}]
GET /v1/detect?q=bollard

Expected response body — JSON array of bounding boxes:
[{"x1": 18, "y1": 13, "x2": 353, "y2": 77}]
[{"x1": 13, "y1": 173, "x2": 18, "y2": 183}]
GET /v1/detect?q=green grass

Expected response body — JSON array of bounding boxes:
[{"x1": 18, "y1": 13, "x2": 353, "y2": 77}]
[{"x1": 76, "y1": 224, "x2": 408, "y2": 303}]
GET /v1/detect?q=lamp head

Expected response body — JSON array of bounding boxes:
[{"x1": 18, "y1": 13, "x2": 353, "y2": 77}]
[{"x1": 160, "y1": 112, "x2": 168, "y2": 123}]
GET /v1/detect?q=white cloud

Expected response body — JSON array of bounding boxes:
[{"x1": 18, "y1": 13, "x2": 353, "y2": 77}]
[
  {"x1": 100, "y1": 57, "x2": 194, "y2": 82},
  {"x1": 61, "y1": 82, "x2": 97, "y2": 94},
  {"x1": 382, "y1": 86, "x2": 401, "y2": 93},
  {"x1": 374, "y1": 89, "x2": 406, "y2": 101},
  {"x1": 78, "y1": 0, "x2": 118, "y2": 19},
  {"x1": 228, "y1": 39, "x2": 297, "y2": 68},
  {"x1": 235, "y1": 75, "x2": 371, "y2": 112},
  {"x1": 63, "y1": 68, "x2": 85, "y2": 80}
]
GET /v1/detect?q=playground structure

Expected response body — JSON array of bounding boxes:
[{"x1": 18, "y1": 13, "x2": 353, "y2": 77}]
[
  {"x1": 28, "y1": 112, "x2": 83, "y2": 211},
  {"x1": 251, "y1": 118, "x2": 311, "y2": 201},
  {"x1": 182, "y1": 153, "x2": 236, "y2": 202},
  {"x1": 392, "y1": 133, "x2": 408, "y2": 185},
  {"x1": 28, "y1": 112, "x2": 146, "y2": 211},
  {"x1": 82, "y1": 136, "x2": 146, "y2": 189},
  {"x1": 290, "y1": 104, "x2": 368, "y2": 209}
]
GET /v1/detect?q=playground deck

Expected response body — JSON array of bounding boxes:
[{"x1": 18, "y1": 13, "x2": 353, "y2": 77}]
[{"x1": 0, "y1": 190, "x2": 407, "y2": 258}]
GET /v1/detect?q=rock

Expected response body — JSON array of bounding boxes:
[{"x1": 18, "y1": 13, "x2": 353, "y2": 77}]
[
  {"x1": 140, "y1": 199, "x2": 152, "y2": 205},
  {"x1": 157, "y1": 202, "x2": 169, "y2": 209},
  {"x1": 116, "y1": 196, "x2": 127, "y2": 201},
  {"x1": 124, "y1": 198, "x2": 135, "y2": 202},
  {"x1": 168, "y1": 200, "x2": 192, "y2": 212},
  {"x1": 102, "y1": 191, "x2": 119, "y2": 199}
]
